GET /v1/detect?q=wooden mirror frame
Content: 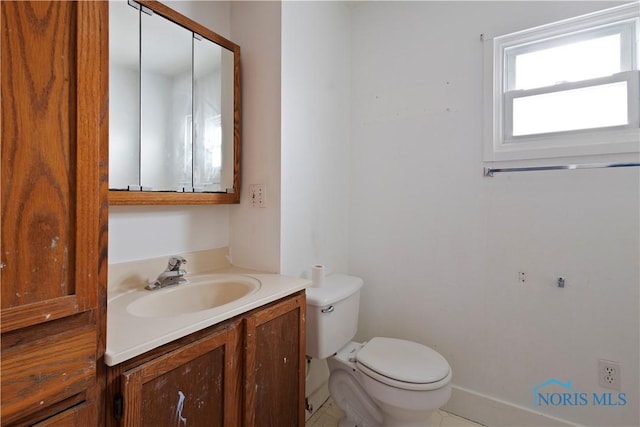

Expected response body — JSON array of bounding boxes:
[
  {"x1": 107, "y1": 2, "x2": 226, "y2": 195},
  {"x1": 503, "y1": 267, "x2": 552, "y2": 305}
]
[{"x1": 108, "y1": 0, "x2": 241, "y2": 205}]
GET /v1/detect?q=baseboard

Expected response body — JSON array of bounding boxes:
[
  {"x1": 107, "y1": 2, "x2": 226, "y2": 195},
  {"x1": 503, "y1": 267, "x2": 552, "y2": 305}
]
[
  {"x1": 443, "y1": 385, "x2": 576, "y2": 427},
  {"x1": 304, "y1": 376, "x2": 577, "y2": 425}
]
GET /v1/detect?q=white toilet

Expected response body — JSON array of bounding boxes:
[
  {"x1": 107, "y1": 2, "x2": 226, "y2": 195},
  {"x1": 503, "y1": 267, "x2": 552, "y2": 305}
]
[{"x1": 306, "y1": 274, "x2": 452, "y2": 427}]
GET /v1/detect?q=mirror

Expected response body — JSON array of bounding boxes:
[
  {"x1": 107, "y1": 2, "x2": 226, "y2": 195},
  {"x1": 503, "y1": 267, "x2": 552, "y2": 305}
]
[
  {"x1": 109, "y1": 0, "x2": 139, "y2": 190},
  {"x1": 193, "y1": 36, "x2": 235, "y2": 192},
  {"x1": 109, "y1": 0, "x2": 240, "y2": 204},
  {"x1": 140, "y1": 9, "x2": 192, "y2": 191}
]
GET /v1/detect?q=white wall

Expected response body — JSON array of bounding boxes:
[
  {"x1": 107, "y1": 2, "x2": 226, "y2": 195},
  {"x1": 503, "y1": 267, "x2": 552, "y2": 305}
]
[
  {"x1": 348, "y1": 2, "x2": 638, "y2": 426},
  {"x1": 228, "y1": 1, "x2": 283, "y2": 272},
  {"x1": 109, "y1": 205, "x2": 229, "y2": 264},
  {"x1": 165, "y1": 1, "x2": 230, "y2": 37},
  {"x1": 281, "y1": 1, "x2": 352, "y2": 280}
]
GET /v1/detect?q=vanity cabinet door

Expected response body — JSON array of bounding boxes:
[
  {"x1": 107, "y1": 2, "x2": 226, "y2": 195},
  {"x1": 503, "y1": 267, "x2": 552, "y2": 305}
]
[
  {"x1": 243, "y1": 292, "x2": 306, "y2": 427},
  {"x1": 119, "y1": 326, "x2": 240, "y2": 426}
]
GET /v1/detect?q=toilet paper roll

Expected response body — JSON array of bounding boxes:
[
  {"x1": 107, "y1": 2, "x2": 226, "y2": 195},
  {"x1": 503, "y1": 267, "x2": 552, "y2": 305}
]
[{"x1": 311, "y1": 264, "x2": 325, "y2": 288}]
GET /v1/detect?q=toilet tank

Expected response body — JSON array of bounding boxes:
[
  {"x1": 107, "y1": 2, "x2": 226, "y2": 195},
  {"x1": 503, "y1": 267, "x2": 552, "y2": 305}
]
[{"x1": 306, "y1": 274, "x2": 363, "y2": 359}]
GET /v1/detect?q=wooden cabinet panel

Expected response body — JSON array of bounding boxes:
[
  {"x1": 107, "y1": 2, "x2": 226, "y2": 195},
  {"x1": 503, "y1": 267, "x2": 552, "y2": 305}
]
[
  {"x1": 0, "y1": 0, "x2": 108, "y2": 425},
  {"x1": 1, "y1": 0, "x2": 78, "y2": 308},
  {"x1": 1, "y1": 0, "x2": 106, "y2": 325},
  {"x1": 1, "y1": 321, "x2": 96, "y2": 424},
  {"x1": 119, "y1": 325, "x2": 240, "y2": 426},
  {"x1": 244, "y1": 292, "x2": 306, "y2": 427}
]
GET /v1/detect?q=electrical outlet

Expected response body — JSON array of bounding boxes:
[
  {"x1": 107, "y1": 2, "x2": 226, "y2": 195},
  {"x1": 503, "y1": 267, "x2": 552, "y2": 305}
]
[
  {"x1": 598, "y1": 359, "x2": 621, "y2": 390},
  {"x1": 249, "y1": 184, "x2": 266, "y2": 208},
  {"x1": 518, "y1": 271, "x2": 526, "y2": 284}
]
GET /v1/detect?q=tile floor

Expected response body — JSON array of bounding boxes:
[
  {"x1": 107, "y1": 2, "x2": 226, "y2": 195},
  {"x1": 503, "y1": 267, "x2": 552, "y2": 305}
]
[{"x1": 306, "y1": 397, "x2": 484, "y2": 427}]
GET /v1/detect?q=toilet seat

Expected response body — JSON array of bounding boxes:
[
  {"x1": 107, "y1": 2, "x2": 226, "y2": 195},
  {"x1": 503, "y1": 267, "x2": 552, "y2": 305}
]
[{"x1": 355, "y1": 337, "x2": 451, "y2": 391}]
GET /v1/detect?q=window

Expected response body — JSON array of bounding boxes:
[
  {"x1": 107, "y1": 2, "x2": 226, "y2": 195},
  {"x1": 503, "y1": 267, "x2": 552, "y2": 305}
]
[{"x1": 484, "y1": 2, "x2": 640, "y2": 161}]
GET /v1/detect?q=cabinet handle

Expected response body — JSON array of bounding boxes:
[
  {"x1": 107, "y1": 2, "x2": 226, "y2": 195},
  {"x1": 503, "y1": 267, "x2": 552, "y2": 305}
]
[{"x1": 113, "y1": 394, "x2": 123, "y2": 421}]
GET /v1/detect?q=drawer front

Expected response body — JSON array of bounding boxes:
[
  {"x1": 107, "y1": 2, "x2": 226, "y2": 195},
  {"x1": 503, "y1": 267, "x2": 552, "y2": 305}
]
[{"x1": 1, "y1": 326, "x2": 96, "y2": 424}]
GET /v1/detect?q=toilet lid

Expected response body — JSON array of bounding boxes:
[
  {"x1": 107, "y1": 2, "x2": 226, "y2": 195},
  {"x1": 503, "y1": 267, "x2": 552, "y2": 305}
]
[{"x1": 356, "y1": 337, "x2": 450, "y2": 388}]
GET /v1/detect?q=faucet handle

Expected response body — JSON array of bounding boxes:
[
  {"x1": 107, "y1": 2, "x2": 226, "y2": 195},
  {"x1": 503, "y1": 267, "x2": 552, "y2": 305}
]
[{"x1": 167, "y1": 255, "x2": 187, "y2": 271}]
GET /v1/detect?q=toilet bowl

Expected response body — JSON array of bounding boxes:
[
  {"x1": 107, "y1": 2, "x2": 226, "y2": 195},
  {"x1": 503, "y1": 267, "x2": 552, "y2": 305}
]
[{"x1": 306, "y1": 274, "x2": 452, "y2": 427}]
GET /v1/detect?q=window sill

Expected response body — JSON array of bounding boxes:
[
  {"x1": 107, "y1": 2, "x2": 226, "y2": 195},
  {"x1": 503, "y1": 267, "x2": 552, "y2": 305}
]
[{"x1": 484, "y1": 127, "x2": 640, "y2": 162}]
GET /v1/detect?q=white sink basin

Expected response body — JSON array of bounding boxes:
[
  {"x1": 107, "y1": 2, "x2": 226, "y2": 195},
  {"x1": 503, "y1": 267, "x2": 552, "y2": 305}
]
[
  {"x1": 106, "y1": 272, "x2": 310, "y2": 366},
  {"x1": 126, "y1": 275, "x2": 261, "y2": 318}
]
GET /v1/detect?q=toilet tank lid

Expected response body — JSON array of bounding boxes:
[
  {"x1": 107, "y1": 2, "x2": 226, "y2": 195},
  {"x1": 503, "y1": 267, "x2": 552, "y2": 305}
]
[{"x1": 306, "y1": 274, "x2": 363, "y2": 307}]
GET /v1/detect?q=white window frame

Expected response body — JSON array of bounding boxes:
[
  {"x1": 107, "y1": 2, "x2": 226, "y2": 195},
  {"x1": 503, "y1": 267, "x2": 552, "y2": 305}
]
[{"x1": 484, "y1": 2, "x2": 640, "y2": 162}]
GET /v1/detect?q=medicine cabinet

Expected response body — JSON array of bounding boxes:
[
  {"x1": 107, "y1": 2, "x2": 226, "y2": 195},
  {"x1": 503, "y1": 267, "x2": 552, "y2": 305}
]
[{"x1": 109, "y1": 0, "x2": 240, "y2": 205}]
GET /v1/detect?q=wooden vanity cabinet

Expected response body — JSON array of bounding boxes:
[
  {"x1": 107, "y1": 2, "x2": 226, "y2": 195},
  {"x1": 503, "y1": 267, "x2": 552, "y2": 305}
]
[
  {"x1": 106, "y1": 291, "x2": 306, "y2": 427},
  {"x1": 1, "y1": 1, "x2": 108, "y2": 425}
]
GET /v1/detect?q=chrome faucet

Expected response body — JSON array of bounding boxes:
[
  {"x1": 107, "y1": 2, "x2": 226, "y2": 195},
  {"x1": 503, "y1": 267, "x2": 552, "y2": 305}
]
[{"x1": 145, "y1": 256, "x2": 188, "y2": 290}]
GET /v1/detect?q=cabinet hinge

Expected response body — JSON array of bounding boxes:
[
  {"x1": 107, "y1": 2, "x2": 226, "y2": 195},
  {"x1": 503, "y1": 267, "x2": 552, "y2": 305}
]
[{"x1": 113, "y1": 394, "x2": 124, "y2": 421}]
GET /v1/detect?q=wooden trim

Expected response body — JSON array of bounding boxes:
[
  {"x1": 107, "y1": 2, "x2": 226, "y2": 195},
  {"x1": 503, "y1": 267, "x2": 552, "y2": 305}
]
[
  {"x1": 250, "y1": 293, "x2": 304, "y2": 328},
  {"x1": 75, "y1": 4, "x2": 109, "y2": 426},
  {"x1": 297, "y1": 293, "x2": 307, "y2": 425},
  {"x1": 74, "y1": 0, "x2": 103, "y2": 313},
  {"x1": 0, "y1": 295, "x2": 81, "y2": 333},
  {"x1": 109, "y1": 190, "x2": 240, "y2": 206},
  {"x1": 92, "y1": 0, "x2": 110, "y2": 424},
  {"x1": 121, "y1": 369, "x2": 143, "y2": 426},
  {"x1": 137, "y1": 330, "x2": 229, "y2": 382},
  {"x1": 137, "y1": 1, "x2": 239, "y2": 53},
  {"x1": 233, "y1": 46, "x2": 242, "y2": 199},
  {"x1": 225, "y1": 322, "x2": 243, "y2": 427},
  {"x1": 243, "y1": 314, "x2": 258, "y2": 427}
]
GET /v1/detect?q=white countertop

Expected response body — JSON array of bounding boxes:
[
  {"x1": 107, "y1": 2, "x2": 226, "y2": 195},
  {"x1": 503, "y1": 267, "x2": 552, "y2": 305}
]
[{"x1": 105, "y1": 270, "x2": 310, "y2": 366}]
